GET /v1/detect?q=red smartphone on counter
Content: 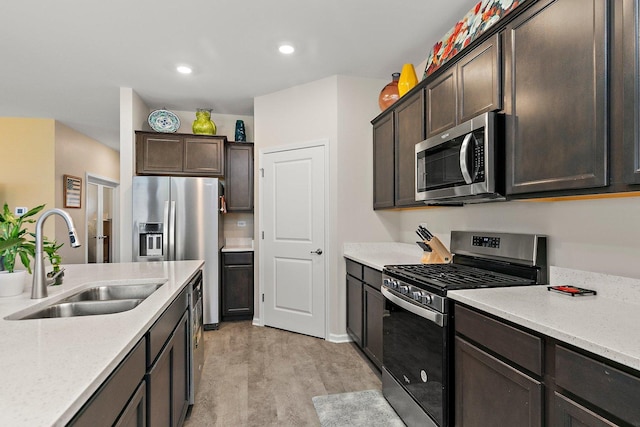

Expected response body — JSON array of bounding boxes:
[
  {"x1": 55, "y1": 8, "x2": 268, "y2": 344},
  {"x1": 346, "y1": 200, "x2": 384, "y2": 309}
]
[{"x1": 547, "y1": 285, "x2": 597, "y2": 296}]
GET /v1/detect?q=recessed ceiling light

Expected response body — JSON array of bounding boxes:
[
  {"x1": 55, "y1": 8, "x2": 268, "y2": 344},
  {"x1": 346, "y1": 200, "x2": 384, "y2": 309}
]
[
  {"x1": 177, "y1": 65, "x2": 193, "y2": 74},
  {"x1": 279, "y1": 45, "x2": 295, "y2": 55}
]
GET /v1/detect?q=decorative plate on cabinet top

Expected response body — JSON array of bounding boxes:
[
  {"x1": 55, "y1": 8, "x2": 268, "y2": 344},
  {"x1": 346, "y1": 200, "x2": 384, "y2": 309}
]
[{"x1": 148, "y1": 109, "x2": 180, "y2": 133}]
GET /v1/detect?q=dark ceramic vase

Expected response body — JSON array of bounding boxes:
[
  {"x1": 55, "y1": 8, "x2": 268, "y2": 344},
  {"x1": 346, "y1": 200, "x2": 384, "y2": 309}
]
[{"x1": 235, "y1": 120, "x2": 246, "y2": 142}]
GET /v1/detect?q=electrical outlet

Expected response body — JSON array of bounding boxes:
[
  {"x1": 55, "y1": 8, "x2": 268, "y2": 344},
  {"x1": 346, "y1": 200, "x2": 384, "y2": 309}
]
[
  {"x1": 15, "y1": 207, "x2": 28, "y2": 216},
  {"x1": 237, "y1": 221, "x2": 246, "y2": 228}
]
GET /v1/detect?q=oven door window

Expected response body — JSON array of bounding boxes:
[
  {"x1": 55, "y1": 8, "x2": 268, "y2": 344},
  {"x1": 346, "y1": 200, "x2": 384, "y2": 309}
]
[
  {"x1": 383, "y1": 298, "x2": 446, "y2": 425},
  {"x1": 417, "y1": 137, "x2": 467, "y2": 192}
]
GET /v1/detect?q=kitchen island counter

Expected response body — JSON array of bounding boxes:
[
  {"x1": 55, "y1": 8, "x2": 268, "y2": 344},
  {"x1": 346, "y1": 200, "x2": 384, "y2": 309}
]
[{"x1": 0, "y1": 260, "x2": 203, "y2": 427}]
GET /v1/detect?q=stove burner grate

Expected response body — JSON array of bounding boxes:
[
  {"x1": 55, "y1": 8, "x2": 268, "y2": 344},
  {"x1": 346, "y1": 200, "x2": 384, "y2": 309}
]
[{"x1": 385, "y1": 263, "x2": 534, "y2": 288}]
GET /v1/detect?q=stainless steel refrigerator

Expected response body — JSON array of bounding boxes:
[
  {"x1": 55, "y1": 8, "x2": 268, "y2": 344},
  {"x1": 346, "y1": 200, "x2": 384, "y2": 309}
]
[{"x1": 132, "y1": 176, "x2": 223, "y2": 328}]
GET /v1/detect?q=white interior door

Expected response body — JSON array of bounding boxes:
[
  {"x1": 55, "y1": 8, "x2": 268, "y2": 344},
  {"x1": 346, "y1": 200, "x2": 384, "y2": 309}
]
[
  {"x1": 262, "y1": 143, "x2": 326, "y2": 338},
  {"x1": 86, "y1": 175, "x2": 118, "y2": 263}
]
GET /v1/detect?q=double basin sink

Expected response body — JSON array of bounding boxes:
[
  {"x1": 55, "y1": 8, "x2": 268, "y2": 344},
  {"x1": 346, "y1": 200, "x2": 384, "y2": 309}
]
[{"x1": 9, "y1": 282, "x2": 165, "y2": 320}]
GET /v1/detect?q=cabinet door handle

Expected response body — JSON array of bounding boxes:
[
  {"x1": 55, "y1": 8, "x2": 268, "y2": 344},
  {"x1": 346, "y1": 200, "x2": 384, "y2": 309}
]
[{"x1": 311, "y1": 249, "x2": 323, "y2": 255}]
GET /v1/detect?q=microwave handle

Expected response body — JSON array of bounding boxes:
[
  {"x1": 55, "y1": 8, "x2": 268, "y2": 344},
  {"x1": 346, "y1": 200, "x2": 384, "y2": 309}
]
[{"x1": 459, "y1": 133, "x2": 474, "y2": 184}]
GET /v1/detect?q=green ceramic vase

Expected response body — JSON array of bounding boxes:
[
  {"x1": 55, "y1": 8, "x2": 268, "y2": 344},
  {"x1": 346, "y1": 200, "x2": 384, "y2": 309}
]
[{"x1": 192, "y1": 109, "x2": 217, "y2": 135}]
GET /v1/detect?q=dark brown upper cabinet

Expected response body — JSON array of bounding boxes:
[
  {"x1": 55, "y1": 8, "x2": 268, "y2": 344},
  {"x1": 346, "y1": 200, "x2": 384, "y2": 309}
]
[
  {"x1": 136, "y1": 131, "x2": 226, "y2": 177},
  {"x1": 394, "y1": 90, "x2": 425, "y2": 207},
  {"x1": 426, "y1": 34, "x2": 501, "y2": 138},
  {"x1": 225, "y1": 142, "x2": 254, "y2": 212},
  {"x1": 426, "y1": 68, "x2": 457, "y2": 138},
  {"x1": 372, "y1": 113, "x2": 395, "y2": 209},
  {"x1": 504, "y1": 0, "x2": 608, "y2": 196},
  {"x1": 622, "y1": 0, "x2": 640, "y2": 185}
]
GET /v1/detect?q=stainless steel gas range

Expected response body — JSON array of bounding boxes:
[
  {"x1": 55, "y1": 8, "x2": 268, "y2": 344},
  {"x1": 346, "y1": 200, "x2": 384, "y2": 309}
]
[{"x1": 381, "y1": 230, "x2": 547, "y2": 427}]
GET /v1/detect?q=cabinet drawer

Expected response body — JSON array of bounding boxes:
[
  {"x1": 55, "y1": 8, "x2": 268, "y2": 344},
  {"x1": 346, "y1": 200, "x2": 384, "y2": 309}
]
[
  {"x1": 147, "y1": 287, "x2": 188, "y2": 367},
  {"x1": 223, "y1": 252, "x2": 253, "y2": 265},
  {"x1": 363, "y1": 266, "x2": 381, "y2": 290},
  {"x1": 70, "y1": 339, "x2": 146, "y2": 427},
  {"x1": 346, "y1": 259, "x2": 363, "y2": 279},
  {"x1": 455, "y1": 305, "x2": 543, "y2": 376},
  {"x1": 555, "y1": 345, "x2": 640, "y2": 426}
]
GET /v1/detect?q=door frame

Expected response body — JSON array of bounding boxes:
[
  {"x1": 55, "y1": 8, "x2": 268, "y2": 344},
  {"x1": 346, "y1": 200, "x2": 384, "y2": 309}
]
[
  {"x1": 85, "y1": 173, "x2": 120, "y2": 263},
  {"x1": 258, "y1": 139, "x2": 331, "y2": 339}
]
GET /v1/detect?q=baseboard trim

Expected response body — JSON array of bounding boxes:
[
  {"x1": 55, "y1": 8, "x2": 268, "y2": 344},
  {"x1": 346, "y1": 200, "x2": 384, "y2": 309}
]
[
  {"x1": 252, "y1": 317, "x2": 262, "y2": 326},
  {"x1": 328, "y1": 333, "x2": 352, "y2": 343}
]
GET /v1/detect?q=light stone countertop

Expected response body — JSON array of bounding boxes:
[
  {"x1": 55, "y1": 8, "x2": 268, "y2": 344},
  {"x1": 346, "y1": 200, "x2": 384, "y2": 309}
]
[
  {"x1": 221, "y1": 237, "x2": 254, "y2": 252},
  {"x1": 343, "y1": 242, "x2": 423, "y2": 270},
  {"x1": 343, "y1": 242, "x2": 640, "y2": 372},
  {"x1": 0, "y1": 260, "x2": 203, "y2": 427},
  {"x1": 449, "y1": 266, "x2": 640, "y2": 372}
]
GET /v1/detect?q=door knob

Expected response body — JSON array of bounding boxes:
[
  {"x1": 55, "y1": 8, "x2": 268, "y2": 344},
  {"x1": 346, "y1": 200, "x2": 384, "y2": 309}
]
[{"x1": 311, "y1": 249, "x2": 323, "y2": 255}]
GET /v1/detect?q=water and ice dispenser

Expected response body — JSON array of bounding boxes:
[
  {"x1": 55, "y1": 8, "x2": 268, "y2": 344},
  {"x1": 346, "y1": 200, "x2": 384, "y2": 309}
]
[{"x1": 138, "y1": 223, "x2": 163, "y2": 257}]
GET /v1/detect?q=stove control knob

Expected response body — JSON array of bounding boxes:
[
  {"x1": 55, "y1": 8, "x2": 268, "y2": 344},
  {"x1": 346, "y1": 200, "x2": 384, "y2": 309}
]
[
  {"x1": 383, "y1": 278, "x2": 392, "y2": 287},
  {"x1": 411, "y1": 291, "x2": 423, "y2": 301},
  {"x1": 399, "y1": 285, "x2": 409, "y2": 295},
  {"x1": 390, "y1": 280, "x2": 399, "y2": 289},
  {"x1": 422, "y1": 294, "x2": 433, "y2": 304}
]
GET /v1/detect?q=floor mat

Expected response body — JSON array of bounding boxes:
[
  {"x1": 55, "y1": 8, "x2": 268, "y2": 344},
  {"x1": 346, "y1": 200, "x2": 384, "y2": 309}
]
[{"x1": 312, "y1": 389, "x2": 405, "y2": 427}]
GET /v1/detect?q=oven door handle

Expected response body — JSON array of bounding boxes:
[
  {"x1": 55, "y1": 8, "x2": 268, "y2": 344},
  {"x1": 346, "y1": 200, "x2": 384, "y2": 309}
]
[{"x1": 382, "y1": 287, "x2": 444, "y2": 327}]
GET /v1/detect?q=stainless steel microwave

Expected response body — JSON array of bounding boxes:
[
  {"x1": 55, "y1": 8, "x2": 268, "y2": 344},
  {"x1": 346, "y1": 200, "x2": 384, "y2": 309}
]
[{"x1": 415, "y1": 112, "x2": 504, "y2": 204}]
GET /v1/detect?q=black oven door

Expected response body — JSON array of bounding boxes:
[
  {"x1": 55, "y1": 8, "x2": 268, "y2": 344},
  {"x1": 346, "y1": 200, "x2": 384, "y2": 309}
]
[{"x1": 382, "y1": 287, "x2": 449, "y2": 427}]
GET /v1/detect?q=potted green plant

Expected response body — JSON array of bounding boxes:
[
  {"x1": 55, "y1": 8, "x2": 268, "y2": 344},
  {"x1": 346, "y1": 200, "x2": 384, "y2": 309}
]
[
  {"x1": 44, "y1": 240, "x2": 64, "y2": 285},
  {"x1": 0, "y1": 203, "x2": 44, "y2": 296}
]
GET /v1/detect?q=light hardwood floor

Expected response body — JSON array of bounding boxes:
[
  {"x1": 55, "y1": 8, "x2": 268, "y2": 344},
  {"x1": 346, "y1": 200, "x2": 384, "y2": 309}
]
[{"x1": 184, "y1": 321, "x2": 382, "y2": 426}]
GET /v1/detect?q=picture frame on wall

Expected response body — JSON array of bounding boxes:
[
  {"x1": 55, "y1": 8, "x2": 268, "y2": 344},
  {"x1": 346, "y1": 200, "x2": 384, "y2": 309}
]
[{"x1": 64, "y1": 175, "x2": 82, "y2": 208}]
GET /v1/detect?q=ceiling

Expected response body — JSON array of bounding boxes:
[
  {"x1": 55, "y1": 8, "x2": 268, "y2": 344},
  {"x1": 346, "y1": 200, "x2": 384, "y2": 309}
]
[{"x1": 1, "y1": 0, "x2": 475, "y2": 151}]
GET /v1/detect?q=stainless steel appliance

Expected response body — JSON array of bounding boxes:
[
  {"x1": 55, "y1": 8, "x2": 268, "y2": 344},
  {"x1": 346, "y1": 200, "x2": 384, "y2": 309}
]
[
  {"x1": 415, "y1": 112, "x2": 504, "y2": 204},
  {"x1": 188, "y1": 269, "x2": 205, "y2": 405},
  {"x1": 382, "y1": 230, "x2": 547, "y2": 427},
  {"x1": 132, "y1": 176, "x2": 224, "y2": 328}
]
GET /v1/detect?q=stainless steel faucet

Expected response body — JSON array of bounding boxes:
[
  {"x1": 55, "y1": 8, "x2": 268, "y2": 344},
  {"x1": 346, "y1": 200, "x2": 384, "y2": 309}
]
[{"x1": 31, "y1": 208, "x2": 81, "y2": 299}]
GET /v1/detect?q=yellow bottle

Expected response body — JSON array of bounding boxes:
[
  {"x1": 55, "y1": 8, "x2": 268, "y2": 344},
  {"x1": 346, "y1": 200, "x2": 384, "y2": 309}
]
[{"x1": 398, "y1": 64, "x2": 418, "y2": 97}]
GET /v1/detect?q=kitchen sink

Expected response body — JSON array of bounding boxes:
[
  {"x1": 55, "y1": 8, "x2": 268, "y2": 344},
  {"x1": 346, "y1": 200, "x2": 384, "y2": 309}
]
[
  {"x1": 61, "y1": 282, "x2": 164, "y2": 302},
  {"x1": 6, "y1": 281, "x2": 166, "y2": 320},
  {"x1": 18, "y1": 299, "x2": 144, "y2": 319}
]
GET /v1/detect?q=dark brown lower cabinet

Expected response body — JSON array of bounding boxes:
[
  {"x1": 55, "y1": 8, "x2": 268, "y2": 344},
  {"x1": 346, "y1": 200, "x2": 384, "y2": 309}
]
[
  {"x1": 147, "y1": 311, "x2": 189, "y2": 427},
  {"x1": 455, "y1": 303, "x2": 640, "y2": 427},
  {"x1": 554, "y1": 345, "x2": 640, "y2": 426},
  {"x1": 69, "y1": 340, "x2": 146, "y2": 427},
  {"x1": 345, "y1": 259, "x2": 382, "y2": 370},
  {"x1": 221, "y1": 251, "x2": 254, "y2": 321},
  {"x1": 69, "y1": 282, "x2": 193, "y2": 427},
  {"x1": 346, "y1": 274, "x2": 363, "y2": 347},
  {"x1": 363, "y1": 284, "x2": 383, "y2": 368},
  {"x1": 455, "y1": 336, "x2": 543, "y2": 427},
  {"x1": 552, "y1": 393, "x2": 618, "y2": 427},
  {"x1": 115, "y1": 382, "x2": 146, "y2": 427}
]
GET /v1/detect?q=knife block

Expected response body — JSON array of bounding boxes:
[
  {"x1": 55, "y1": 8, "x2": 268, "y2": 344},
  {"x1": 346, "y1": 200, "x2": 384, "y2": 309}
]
[{"x1": 420, "y1": 236, "x2": 453, "y2": 264}]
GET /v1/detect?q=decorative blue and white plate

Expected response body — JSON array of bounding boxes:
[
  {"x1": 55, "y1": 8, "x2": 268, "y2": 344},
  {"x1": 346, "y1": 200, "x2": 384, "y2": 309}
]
[{"x1": 148, "y1": 109, "x2": 180, "y2": 133}]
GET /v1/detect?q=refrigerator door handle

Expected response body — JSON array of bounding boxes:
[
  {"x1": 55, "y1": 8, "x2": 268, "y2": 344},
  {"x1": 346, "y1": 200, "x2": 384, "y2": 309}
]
[
  {"x1": 163, "y1": 201, "x2": 170, "y2": 260},
  {"x1": 169, "y1": 200, "x2": 176, "y2": 261}
]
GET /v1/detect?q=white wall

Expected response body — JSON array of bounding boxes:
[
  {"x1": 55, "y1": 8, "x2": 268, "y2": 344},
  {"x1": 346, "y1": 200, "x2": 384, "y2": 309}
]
[
  {"x1": 398, "y1": 196, "x2": 640, "y2": 280},
  {"x1": 254, "y1": 75, "x2": 392, "y2": 339},
  {"x1": 335, "y1": 75, "x2": 399, "y2": 333},
  {"x1": 119, "y1": 88, "x2": 148, "y2": 262},
  {"x1": 55, "y1": 122, "x2": 119, "y2": 264}
]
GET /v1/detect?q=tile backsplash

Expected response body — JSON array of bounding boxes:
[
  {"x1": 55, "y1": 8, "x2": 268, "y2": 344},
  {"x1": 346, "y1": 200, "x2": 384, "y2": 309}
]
[{"x1": 223, "y1": 212, "x2": 254, "y2": 238}]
